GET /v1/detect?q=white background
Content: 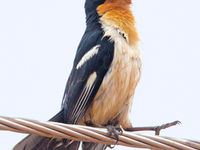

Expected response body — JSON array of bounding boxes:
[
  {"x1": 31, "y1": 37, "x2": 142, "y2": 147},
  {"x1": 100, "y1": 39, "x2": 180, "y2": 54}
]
[{"x1": 0, "y1": 0, "x2": 200, "y2": 149}]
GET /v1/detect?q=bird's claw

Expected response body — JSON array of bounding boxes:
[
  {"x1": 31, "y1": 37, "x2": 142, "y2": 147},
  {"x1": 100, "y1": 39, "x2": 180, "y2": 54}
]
[
  {"x1": 106, "y1": 125, "x2": 123, "y2": 149},
  {"x1": 106, "y1": 125, "x2": 123, "y2": 142},
  {"x1": 154, "y1": 120, "x2": 181, "y2": 135}
]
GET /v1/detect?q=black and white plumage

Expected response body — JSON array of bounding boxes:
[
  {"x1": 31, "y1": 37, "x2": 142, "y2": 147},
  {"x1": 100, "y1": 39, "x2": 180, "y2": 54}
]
[
  {"x1": 62, "y1": 29, "x2": 114, "y2": 125},
  {"x1": 13, "y1": 0, "x2": 142, "y2": 149}
]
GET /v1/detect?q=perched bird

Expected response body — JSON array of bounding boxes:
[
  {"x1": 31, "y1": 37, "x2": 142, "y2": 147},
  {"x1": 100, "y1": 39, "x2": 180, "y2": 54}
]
[{"x1": 13, "y1": 0, "x2": 141, "y2": 149}]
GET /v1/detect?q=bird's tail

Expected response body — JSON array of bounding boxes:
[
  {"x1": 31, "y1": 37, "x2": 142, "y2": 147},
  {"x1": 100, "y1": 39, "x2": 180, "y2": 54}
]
[
  {"x1": 13, "y1": 109, "x2": 80, "y2": 150},
  {"x1": 82, "y1": 142, "x2": 107, "y2": 150}
]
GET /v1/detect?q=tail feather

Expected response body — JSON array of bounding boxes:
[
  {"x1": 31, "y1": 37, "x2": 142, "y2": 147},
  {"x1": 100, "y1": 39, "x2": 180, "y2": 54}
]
[
  {"x1": 65, "y1": 141, "x2": 80, "y2": 150},
  {"x1": 82, "y1": 142, "x2": 107, "y2": 150},
  {"x1": 13, "y1": 110, "x2": 71, "y2": 150},
  {"x1": 13, "y1": 110, "x2": 107, "y2": 150}
]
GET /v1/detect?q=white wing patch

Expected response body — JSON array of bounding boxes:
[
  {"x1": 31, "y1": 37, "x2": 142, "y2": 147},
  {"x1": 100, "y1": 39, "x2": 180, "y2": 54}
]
[
  {"x1": 71, "y1": 72, "x2": 97, "y2": 123},
  {"x1": 76, "y1": 45, "x2": 100, "y2": 69},
  {"x1": 86, "y1": 71, "x2": 97, "y2": 87}
]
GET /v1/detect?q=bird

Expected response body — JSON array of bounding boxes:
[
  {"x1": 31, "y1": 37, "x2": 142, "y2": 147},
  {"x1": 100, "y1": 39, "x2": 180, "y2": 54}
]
[{"x1": 13, "y1": 0, "x2": 141, "y2": 149}]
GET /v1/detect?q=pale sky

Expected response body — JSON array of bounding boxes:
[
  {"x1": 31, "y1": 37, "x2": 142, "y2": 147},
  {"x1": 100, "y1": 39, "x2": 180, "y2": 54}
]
[{"x1": 0, "y1": 0, "x2": 200, "y2": 150}]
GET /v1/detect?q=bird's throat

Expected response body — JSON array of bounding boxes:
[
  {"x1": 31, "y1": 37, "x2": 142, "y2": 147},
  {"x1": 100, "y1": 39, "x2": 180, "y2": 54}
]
[{"x1": 97, "y1": 2, "x2": 139, "y2": 45}]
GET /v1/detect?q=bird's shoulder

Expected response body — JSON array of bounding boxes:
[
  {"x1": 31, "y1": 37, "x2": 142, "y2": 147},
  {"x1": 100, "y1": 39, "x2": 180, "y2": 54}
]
[
  {"x1": 74, "y1": 28, "x2": 103, "y2": 64},
  {"x1": 73, "y1": 27, "x2": 114, "y2": 71}
]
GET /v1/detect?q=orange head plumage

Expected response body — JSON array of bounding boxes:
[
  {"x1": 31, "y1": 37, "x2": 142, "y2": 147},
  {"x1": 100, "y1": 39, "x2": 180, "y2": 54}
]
[{"x1": 97, "y1": 0, "x2": 139, "y2": 45}]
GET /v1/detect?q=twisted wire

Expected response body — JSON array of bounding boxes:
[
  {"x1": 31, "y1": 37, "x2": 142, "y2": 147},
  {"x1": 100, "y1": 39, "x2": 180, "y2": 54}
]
[{"x1": 0, "y1": 116, "x2": 199, "y2": 150}]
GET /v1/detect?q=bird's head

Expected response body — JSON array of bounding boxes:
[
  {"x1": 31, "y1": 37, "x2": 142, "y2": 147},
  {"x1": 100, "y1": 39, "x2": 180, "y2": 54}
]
[
  {"x1": 85, "y1": 0, "x2": 105, "y2": 15},
  {"x1": 85, "y1": 0, "x2": 132, "y2": 15},
  {"x1": 85, "y1": 0, "x2": 133, "y2": 27}
]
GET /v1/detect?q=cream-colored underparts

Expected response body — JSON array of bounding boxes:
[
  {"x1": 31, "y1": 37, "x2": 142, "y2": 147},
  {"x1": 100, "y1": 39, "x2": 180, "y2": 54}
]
[
  {"x1": 101, "y1": 22, "x2": 129, "y2": 43},
  {"x1": 82, "y1": 22, "x2": 142, "y2": 129}
]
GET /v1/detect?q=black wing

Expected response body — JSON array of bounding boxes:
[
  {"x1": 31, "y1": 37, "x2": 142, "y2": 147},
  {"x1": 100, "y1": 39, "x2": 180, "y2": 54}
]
[{"x1": 62, "y1": 29, "x2": 114, "y2": 124}]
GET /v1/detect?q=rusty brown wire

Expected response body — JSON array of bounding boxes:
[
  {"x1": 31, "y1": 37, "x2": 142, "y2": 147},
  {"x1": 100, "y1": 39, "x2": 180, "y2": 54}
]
[{"x1": 0, "y1": 116, "x2": 199, "y2": 150}]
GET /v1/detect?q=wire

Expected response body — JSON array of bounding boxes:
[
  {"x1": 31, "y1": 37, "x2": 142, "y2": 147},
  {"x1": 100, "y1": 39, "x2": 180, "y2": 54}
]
[{"x1": 0, "y1": 116, "x2": 199, "y2": 150}]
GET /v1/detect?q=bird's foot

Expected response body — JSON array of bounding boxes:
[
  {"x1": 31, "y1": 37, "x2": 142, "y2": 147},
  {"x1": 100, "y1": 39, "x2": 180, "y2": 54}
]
[
  {"x1": 106, "y1": 125, "x2": 123, "y2": 149},
  {"x1": 85, "y1": 121, "x2": 123, "y2": 148},
  {"x1": 125, "y1": 120, "x2": 181, "y2": 135},
  {"x1": 106, "y1": 125, "x2": 123, "y2": 145},
  {"x1": 153, "y1": 120, "x2": 181, "y2": 135}
]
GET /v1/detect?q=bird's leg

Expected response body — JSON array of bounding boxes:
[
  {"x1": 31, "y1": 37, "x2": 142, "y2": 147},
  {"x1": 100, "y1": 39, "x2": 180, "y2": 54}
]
[
  {"x1": 125, "y1": 120, "x2": 181, "y2": 135},
  {"x1": 105, "y1": 124, "x2": 123, "y2": 149},
  {"x1": 85, "y1": 121, "x2": 123, "y2": 140},
  {"x1": 85, "y1": 121, "x2": 123, "y2": 148},
  {"x1": 106, "y1": 124, "x2": 123, "y2": 140}
]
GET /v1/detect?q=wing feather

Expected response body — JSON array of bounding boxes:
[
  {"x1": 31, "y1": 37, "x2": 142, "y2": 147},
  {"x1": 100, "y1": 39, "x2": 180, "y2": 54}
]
[
  {"x1": 74, "y1": 82, "x2": 96, "y2": 123},
  {"x1": 62, "y1": 31, "x2": 114, "y2": 124}
]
